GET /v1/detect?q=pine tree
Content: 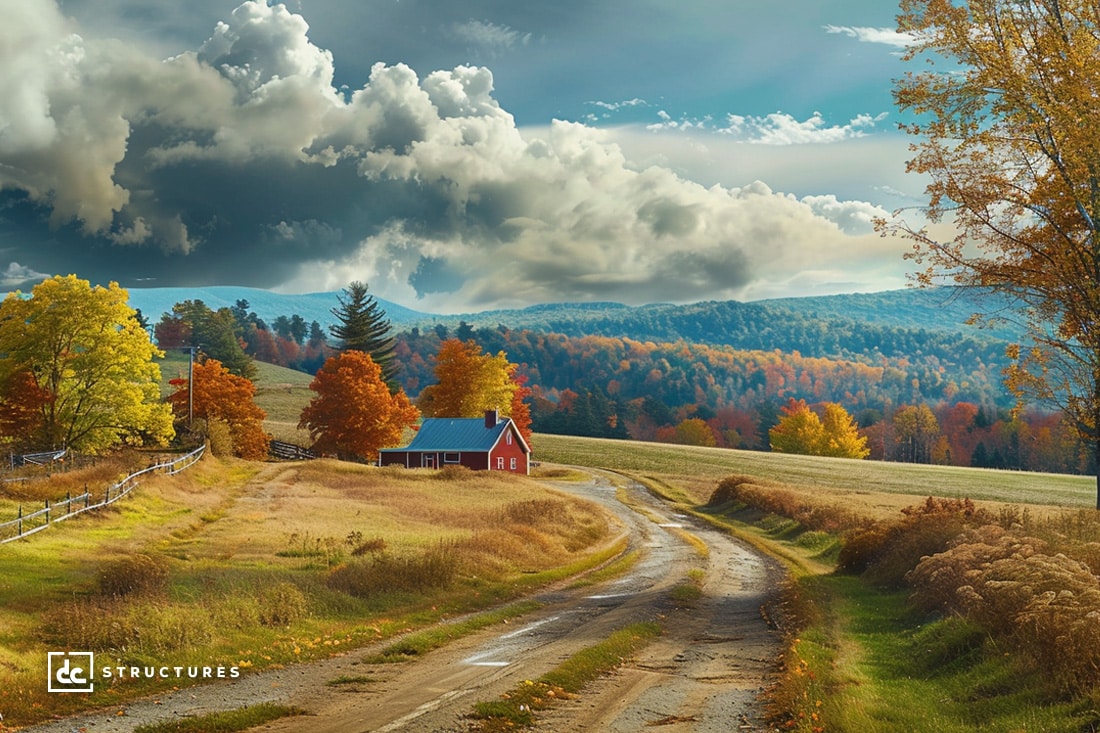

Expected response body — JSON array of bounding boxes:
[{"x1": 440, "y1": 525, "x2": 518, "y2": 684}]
[{"x1": 329, "y1": 281, "x2": 398, "y2": 390}]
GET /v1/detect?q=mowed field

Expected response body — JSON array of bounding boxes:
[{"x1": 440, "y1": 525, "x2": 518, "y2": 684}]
[
  {"x1": 535, "y1": 433, "x2": 1097, "y2": 519},
  {"x1": 158, "y1": 354, "x2": 1096, "y2": 515}
]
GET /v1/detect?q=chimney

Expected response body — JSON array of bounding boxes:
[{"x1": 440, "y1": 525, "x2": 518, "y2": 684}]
[{"x1": 484, "y1": 409, "x2": 499, "y2": 428}]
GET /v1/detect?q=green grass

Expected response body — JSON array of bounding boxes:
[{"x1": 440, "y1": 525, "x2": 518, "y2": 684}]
[
  {"x1": 781, "y1": 575, "x2": 1094, "y2": 733},
  {"x1": 469, "y1": 621, "x2": 661, "y2": 731},
  {"x1": 249, "y1": 360, "x2": 315, "y2": 430},
  {"x1": 326, "y1": 674, "x2": 377, "y2": 687},
  {"x1": 132, "y1": 702, "x2": 306, "y2": 733},
  {"x1": 364, "y1": 600, "x2": 542, "y2": 663},
  {"x1": 536, "y1": 433, "x2": 1096, "y2": 509}
]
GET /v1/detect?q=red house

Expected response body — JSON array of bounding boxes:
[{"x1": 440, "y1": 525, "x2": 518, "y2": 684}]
[{"x1": 378, "y1": 410, "x2": 530, "y2": 474}]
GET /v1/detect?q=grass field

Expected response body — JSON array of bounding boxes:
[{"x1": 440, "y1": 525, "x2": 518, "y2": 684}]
[
  {"x1": 0, "y1": 457, "x2": 617, "y2": 728},
  {"x1": 535, "y1": 433, "x2": 1097, "y2": 516},
  {"x1": 155, "y1": 353, "x2": 316, "y2": 444}
]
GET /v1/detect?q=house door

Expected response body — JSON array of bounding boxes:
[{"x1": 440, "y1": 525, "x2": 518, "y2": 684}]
[{"x1": 422, "y1": 454, "x2": 436, "y2": 468}]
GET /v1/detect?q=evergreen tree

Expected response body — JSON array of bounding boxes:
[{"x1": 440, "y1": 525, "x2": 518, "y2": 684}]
[{"x1": 329, "y1": 281, "x2": 398, "y2": 389}]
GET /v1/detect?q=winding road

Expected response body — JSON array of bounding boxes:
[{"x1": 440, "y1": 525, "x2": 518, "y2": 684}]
[{"x1": 27, "y1": 470, "x2": 783, "y2": 732}]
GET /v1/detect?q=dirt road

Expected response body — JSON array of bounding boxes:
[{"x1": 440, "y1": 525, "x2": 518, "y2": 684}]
[{"x1": 27, "y1": 471, "x2": 783, "y2": 732}]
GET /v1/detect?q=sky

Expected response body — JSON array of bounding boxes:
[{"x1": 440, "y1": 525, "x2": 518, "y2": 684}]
[{"x1": 0, "y1": 0, "x2": 927, "y2": 312}]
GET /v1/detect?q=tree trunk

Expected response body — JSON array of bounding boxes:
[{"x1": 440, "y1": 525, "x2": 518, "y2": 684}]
[{"x1": 1095, "y1": 437, "x2": 1100, "y2": 511}]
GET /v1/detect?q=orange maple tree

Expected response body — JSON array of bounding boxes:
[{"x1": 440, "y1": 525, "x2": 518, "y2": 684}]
[
  {"x1": 168, "y1": 358, "x2": 269, "y2": 460},
  {"x1": 509, "y1": 373, "x2": 533, "y2": 445},
  {"x1": 417, "y1": 339, "x2": 517, "y2": 418},
  {"x1": 298, "y1": 351, "x2": 420, "y2": 461}
]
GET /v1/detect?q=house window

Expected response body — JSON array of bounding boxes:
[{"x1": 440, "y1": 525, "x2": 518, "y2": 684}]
[
  {"x1": 506, "y1": 431, "x2": 512, "y2": 445},
  {"x1": 497, "y1": 457, "x2": 504, "y2": 470},
  {"x1": 443, "y1": 453, "x2": 461, "y2": 464},
  {"x1": 510, "y1": 457, "x2": 517, "y2": 470}
]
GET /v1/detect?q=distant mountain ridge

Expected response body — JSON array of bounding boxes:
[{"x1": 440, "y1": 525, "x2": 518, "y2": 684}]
[{"x1": 125, "y1": 285, "x2": 1021, "y2": 362}]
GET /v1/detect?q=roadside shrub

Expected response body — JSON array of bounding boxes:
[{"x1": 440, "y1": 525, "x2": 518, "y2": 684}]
[
  {"x1": 257, "y1": 582, "x2": 310, "y2": 626},
  {"x1": 97, "y1": 553, "x2": 169, "y2": 597},
  {"x1": 1014, "y1": 579, "x2": 1100, "y2": 695},
  {"x1": 42, "y1": 596, "x2": 213, "y2": 653},
  {"x1": 837, "y1": 525, "x2": 893, "y2": 574},
  {"x1": 1065, "y1": 541, "x2": 1100, "y2": 575},
  {"x1": 707, "y1": 475, "x2": 754, "y2": 506},
  {"x1": 860, "y1": 497, "x2": 995, "y2": 587},
  {"x1": 957, "y1": 552, "x2": 1098, "y2": 635},
  {"x1": 708, "y1": 474, "x2": 866, "y2": 534},
  {"x1": 906, "y1": 525, "x2": 1048, "y2": 614},
  {"x1": 327, "y1": 544, "x2": 456, "y2": 598}
]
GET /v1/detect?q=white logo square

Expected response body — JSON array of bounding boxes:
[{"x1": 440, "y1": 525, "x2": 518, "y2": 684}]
[{"x1": 48, "y1": 651, "x2": 95, "y2": 693}]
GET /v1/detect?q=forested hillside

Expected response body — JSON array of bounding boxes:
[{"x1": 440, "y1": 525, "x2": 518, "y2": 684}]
[
  {"x1": 134, "y1": 285, "x2": 1081, "y2": 474},
  {"x1": 127, "y1": 286, "x2": 1022, "y2": 363}
]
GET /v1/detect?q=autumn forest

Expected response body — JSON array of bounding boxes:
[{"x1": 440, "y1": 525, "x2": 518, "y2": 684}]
[{"x1": 139, "y1": 284, "x2": 1092, "y2": 477}]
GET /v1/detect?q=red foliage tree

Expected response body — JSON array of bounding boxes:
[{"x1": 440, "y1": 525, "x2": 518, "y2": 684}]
[
  {"x1": 0, "y1": 370, "x2": 52, "y2": 451},
  {"x1": 299, "y1": 351, "x2": 420, "y2": 461}
]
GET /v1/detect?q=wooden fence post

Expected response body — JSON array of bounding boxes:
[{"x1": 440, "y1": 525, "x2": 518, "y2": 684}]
[
  {"x1": 45, "y1": 498, "x2": 50, "y2": 525},
  {"x1": 17, "y1": 505, "x2": 22, "y2": 537}
]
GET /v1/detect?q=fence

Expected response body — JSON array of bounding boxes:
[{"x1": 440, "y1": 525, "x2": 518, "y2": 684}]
[
  {"x1": 0, "y1": 445, "x2": 206, "y2": 545},
  {"x1": 11, "y1": 449, "x2": 67, "y2": 468},
  {"x1": 269, "y1": 440, "x2": 317, "y2": 461}
]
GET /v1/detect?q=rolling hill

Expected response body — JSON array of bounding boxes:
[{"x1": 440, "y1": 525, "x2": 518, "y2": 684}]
[{"x1": 126, "y1": 285, "x2": 1022, "y2": 361}]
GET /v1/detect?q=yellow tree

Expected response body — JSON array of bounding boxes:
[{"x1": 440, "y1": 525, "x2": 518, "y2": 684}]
[
  {"x1": 299, "y1": 351, "x2": 420, "y2": 461},
  {"x1": 887, "y1": 0, "x2": 1100, "y2": 505},
  {"x1": 820, "y1": 402, "x2": 870, "y2": 459},
  {"x1": 0, "y1": 275, "x2": 173, "y2": 452},
  {"x1": 770, "y1": 400, "x2": 869, "y2": 459},
  {"x1": 769, "y1": 399, "x2": 827, "y2": 456},
  {"x1": 674, "y1": 417, "x2": 717, "y2": 447},
  {"x1": 417, "y1": 339, "x2": 518, "y2": 418},
  {"x1": 893, "y1": 404, "x2": 941, "y2": 464}
]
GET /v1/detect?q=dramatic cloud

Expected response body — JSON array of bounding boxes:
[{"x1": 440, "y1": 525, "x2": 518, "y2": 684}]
[{"x1": 0, "y1": 0, "x2": 909, "y2": 309}]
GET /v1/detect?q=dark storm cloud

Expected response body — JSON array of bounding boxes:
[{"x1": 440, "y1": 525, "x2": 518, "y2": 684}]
[{"x1": 0, "y1": 0, "x2": 900, "y2": 308}]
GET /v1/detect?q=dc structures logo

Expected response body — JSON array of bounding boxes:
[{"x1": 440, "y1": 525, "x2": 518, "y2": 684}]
[{"x1": 47, "y1": 652, "x2": 95, "y2": 693}]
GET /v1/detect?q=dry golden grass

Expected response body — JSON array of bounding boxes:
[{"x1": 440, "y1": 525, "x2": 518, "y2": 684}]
[{"x1": 0, "y1": 455, "x2": 616, "y2": 728}]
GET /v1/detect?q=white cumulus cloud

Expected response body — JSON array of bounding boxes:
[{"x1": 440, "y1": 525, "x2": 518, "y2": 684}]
[
  {"x1": 824, "y1": 25, "x2": 918, "y2": 48},
  {"x1": 0, "y1": 0, "x2": 910, "y2": 309}
]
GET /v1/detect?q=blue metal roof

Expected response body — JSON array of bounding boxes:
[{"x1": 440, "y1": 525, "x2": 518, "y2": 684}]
[{"x1": 381, "y1": 417, "x2": 514, "y2": 453}]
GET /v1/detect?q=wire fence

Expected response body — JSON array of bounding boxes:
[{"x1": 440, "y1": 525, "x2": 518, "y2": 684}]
[{"x1": 0, "y1": 445, "x2": 206, "y2": 545}]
